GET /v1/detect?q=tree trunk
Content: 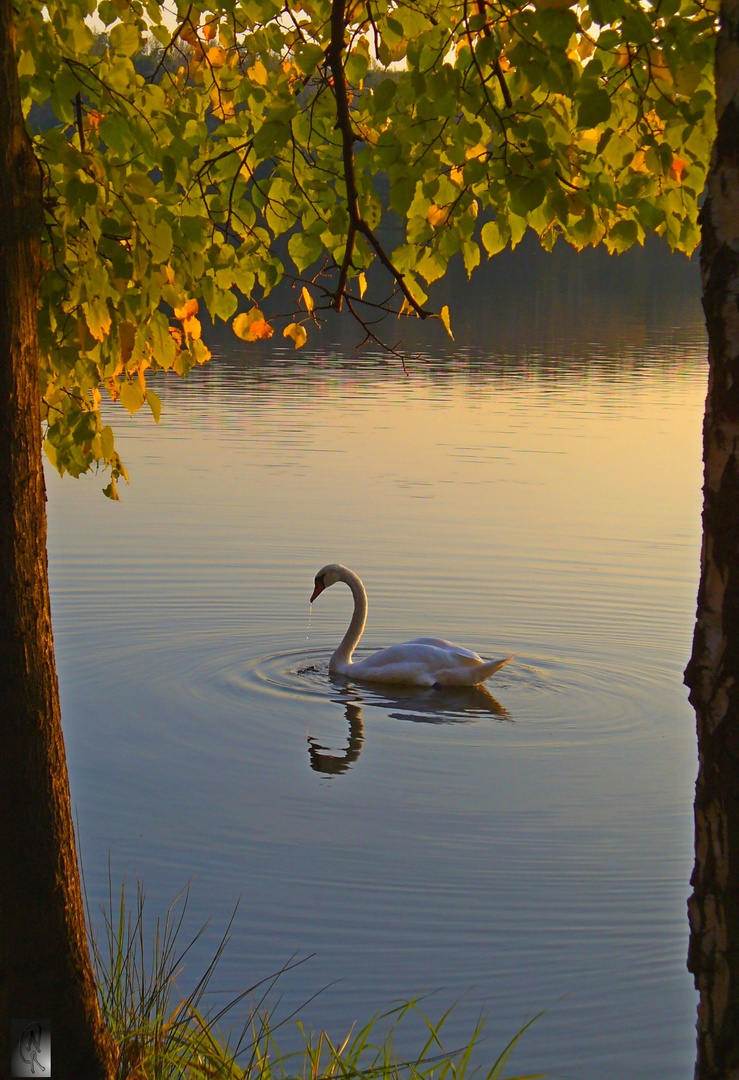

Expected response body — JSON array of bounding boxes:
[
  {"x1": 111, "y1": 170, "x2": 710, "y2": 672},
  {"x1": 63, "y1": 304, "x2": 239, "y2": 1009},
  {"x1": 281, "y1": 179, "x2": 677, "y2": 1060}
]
[
  {"x1": 0, "y1": 2, "x2": 116, "y2": 1076},
  {"x1": 685, "y1": 3, "x2": 739, "y2": 1077}
]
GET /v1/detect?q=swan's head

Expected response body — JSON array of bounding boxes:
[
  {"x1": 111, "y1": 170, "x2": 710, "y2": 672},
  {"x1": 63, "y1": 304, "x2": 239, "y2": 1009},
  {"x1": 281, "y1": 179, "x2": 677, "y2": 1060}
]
[{"x1": 310, "y1": 563, "x2": 347, "y2": 603}]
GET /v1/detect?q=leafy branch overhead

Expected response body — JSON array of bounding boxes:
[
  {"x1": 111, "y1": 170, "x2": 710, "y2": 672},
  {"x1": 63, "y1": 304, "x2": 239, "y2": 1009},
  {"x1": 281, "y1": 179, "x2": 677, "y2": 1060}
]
[{"x1": 16, "y1": 0, "x2": 716, "y2": 495}]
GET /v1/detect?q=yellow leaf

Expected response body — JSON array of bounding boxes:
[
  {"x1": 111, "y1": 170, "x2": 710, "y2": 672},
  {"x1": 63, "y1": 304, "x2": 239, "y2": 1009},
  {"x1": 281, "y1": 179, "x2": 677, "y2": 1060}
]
[
  {"x1": 146, "y1": 389, "x2": 162, "y2": 423},
  {"x1": 248, "y1": 59, "x2": 268, "y2": 86},
  {"x1": 616, "y1": 45, "x2": 631, "y2": 69},
  {"x1": 643, "y1": 110, "x2": 665, "y2": 135},
  {"x1": 440, "y1": 305, "x2": 454, "y2": 341},
  {"x1": 119, "y1": 379, "x2": 145, "y2": 415},
  {"x1": 283, "y1": 322, "x2": 308, "y2": 348},
  {"x1": 357, "y1": 273, "x2": 367, "y2": 298},
  {"x1": 465, "y1": 143, "x2": 488, "y2": 161},
  {"x1": 103, "y1": 477, "x2": 120, "y2": 501},
  {"x1": 450, "y1": 166, "x2": 464, "y2": 186},
  {"x1": 649, "y1": 49, "x2": 673, "y2": 86},
  {"x1": 86, "y1": 298, "x2": 111, "y2": 342},
  {"x1": 301, "y1": 286, "x2": 315, "y2": 313},
  {"x1": 207, "y1": 46, "x2": 226, "y2": 65},
  {"x1": 215, "y1": 96, "x2": 235, "y2": 118},
  {"x1": 183, "y1": 315, "x2": 202, "y2": 340}
]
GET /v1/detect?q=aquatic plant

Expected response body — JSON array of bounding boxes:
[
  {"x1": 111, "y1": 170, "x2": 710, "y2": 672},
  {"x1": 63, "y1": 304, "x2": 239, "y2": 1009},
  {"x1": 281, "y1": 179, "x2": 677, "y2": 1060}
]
[{"x1": 88, "y1": 877, "x2": 542, "y2": 1080}]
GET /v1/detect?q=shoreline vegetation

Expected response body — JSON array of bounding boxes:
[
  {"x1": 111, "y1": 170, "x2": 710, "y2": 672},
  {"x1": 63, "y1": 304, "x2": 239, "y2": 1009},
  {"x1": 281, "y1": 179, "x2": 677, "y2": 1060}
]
[{"x1": 89, "y1": 878, "x2": 541, "y2": 1080}]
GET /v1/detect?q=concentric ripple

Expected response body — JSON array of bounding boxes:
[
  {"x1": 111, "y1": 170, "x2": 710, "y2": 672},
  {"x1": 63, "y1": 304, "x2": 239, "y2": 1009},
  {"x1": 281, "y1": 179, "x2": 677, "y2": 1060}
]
[{"x1": 172, "y1": 636, "x2": 674, "y2": 749}]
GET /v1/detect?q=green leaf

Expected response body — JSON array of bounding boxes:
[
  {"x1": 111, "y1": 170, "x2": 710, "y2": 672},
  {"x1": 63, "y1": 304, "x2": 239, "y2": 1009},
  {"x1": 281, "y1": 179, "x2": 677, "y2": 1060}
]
[
  {"x1": 508, "y1": 176, "x2": 547, "y2": 216},
  {"x1": 373, "y1": 79, "x2": 397, "y2": 114},
  {"x1": 461, "y1": 240, "x2": 480, "y2": 276},
  {"x1": 109, "y1": 22, "x2": 140, "y2": 57},
  {"x1": 23, "y1": 0, "x2": 714, "y2": 495},
  {"x1": 534, "y1": 8, "x2": 579, "y2": 49},
  {"x1": 481, "y1": 221, "x2": 509, "y2": 256},
  {"x1": 101, "y1": 425, "x2": 115, "y2": 460},
  {"x1": 149, "y1": 222, "x2": 173, "y2": 263},
  {"x1": 145, "y1": 389, "x2": 162, "y2": 423},
  {"x1": 605, "y1": 218, "x2": 639, "y2": 253},
  {"x1": 149, "y1": 317, "x2": 177, "y2": 372},
  {"x1": 287, "y1": 231, "x2": 324, "y2": 273},
  {"x1": 577, "y1": 88, "x2": 612, "y2": 129}
]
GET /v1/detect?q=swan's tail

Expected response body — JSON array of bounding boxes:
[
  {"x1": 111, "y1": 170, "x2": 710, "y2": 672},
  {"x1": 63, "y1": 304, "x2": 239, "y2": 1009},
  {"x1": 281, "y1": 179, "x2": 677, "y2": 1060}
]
[{"x1": 436, "y1": 655, "x2": 514, "y2": 687}]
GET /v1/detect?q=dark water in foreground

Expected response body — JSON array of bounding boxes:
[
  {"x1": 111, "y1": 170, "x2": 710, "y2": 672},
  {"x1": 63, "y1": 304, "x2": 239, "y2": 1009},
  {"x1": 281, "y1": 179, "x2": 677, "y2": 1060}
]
[{"x1": 48, "y1": 240, "x2": 705, "y2": 1079}]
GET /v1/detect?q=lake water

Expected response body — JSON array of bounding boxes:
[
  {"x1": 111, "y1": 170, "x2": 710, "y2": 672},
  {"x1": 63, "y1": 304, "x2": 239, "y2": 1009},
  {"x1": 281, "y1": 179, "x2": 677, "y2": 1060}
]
[{"x1": 47, "y1": 240, "x2": 706, "y2": 1079}]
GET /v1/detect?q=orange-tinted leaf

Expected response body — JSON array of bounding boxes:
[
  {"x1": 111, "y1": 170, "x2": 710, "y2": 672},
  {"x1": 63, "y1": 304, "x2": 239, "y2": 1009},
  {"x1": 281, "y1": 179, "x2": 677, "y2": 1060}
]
[
  {"x1": 174, "y1": 298, "x2": 199, "y2": 321},
  {"x1": 670, "y1": 156, "x2": 688, "y2": 182},
  {"x1": 427, "y1": 204, "x2": 448, "y2": 227},
  {"x1": 119, "y1": 321, "x2": 136, "y2": 364},
  {"x1": 86, "y1": 110, "x2": 104, "y2": 133},
  {"x1": 233, "y1": 309, "x2": 274, "y2": 341}
]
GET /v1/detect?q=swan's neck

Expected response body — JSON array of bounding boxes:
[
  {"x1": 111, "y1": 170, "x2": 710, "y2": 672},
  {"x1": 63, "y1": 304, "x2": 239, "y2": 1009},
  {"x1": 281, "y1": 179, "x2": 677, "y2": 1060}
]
[{"x1": 330, "y1": 568, "x2": 367, "y2": 672}]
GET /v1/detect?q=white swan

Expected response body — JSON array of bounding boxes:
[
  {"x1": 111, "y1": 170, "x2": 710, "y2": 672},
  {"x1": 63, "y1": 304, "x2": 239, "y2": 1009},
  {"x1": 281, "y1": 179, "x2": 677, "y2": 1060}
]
[{"x1": 310, "y1": 564, "x2": 512, "y2": 688}]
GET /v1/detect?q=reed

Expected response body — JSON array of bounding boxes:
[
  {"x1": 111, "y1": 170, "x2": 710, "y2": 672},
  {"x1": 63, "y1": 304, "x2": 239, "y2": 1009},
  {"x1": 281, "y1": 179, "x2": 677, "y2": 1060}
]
[{"x1": 87, "y1": 876, "x2": 542, "y2": 1080}]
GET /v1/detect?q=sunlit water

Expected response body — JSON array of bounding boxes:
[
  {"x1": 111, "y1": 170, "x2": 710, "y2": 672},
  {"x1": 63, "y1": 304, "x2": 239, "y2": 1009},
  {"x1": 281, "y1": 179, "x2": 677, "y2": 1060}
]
[{"x1": 47, "y1": 241, "x2": 706, "y2": 1079}]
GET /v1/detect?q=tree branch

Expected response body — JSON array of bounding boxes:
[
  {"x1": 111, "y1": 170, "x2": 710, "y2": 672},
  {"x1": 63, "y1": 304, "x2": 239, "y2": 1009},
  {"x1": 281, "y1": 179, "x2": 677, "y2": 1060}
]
[
  {"x1": 475, "y1": 0, "x2": 512, "y2": 109},
  {"x1": 326, "y1": 0, "x2": 430, "y2": 318}
]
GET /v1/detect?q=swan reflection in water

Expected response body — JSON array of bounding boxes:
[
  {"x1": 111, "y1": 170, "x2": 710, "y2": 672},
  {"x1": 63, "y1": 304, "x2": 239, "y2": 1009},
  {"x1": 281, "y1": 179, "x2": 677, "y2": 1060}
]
[
  {"x1": 306, "y1": 680, "x2": 510, "y2": 778},
  {"x1": 308, "y1": 702, "x2": 365, "y2": 776}
]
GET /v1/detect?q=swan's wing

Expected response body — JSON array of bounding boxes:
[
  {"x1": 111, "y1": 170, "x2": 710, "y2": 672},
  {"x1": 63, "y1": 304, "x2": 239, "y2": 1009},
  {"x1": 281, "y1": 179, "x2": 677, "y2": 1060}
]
[
  {"x1": 351, "y1": 641, "x2": 480, "y2": 677},
  {"x1": 405, "y1": 638, "x2": 483, "y2": 665}
]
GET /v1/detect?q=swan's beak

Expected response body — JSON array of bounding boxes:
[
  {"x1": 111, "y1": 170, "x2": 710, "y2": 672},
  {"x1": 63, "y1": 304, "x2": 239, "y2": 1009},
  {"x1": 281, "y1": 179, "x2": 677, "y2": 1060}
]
[{"x1": 310, "y1": 582, "x2": 325, "y2": 603}]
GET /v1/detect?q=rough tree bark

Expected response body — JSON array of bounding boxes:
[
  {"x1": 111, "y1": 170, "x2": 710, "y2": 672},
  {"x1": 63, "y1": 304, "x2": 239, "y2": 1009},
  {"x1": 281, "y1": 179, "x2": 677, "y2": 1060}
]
[
  {"x1": 0, "y1": 1, "x2": 116, "y2": 1076},
  {"x1": 685, "y1": 2, "x2": 739, "y2": 1077}
]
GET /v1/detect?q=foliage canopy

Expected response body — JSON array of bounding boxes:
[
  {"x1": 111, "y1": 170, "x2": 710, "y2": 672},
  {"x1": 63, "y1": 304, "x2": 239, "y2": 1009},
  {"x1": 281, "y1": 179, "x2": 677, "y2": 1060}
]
[{"x1": 16, "y1": 0, "x2": 716, "y2": 495}]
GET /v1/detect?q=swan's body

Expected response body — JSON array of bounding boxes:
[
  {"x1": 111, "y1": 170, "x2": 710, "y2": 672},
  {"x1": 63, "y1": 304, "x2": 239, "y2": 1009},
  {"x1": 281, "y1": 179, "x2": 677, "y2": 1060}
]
[{"x1": 310, "y1": 564, "x2": 512, "y2": 688}]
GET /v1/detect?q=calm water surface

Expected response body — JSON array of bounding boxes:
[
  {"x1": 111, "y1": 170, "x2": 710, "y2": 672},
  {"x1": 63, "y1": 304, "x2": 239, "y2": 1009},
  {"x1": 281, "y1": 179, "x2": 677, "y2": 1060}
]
[{"x1": 48, "y1": 244, "x2": 706, "y2": 1079}]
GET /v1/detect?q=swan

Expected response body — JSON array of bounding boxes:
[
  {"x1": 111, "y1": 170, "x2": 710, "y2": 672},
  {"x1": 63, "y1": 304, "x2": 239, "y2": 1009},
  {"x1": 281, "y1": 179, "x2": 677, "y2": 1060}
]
[{"x1": 310, "y1": 564, "x2": 512, "y2": 688}]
